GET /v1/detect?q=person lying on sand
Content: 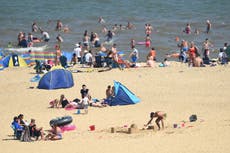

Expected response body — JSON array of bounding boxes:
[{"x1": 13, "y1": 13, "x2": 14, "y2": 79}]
[
  {"x1": 144, "y1": 111, "x2": 166, "y2": 130},
  {"x1": 45, "y1": 124, "x2": 62, "y2": 141}
]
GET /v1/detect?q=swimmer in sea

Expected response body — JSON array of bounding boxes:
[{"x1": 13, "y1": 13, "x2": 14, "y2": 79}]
[
  {"x1": 126, "y1": 21, "x2": 134, "y2": 30},
  {"x1": 183, "y1": 23, "x2": 191, "y2": 34},
  {"x1": 56, "y1": 20, "x2": 63, "y2": 31},
  {"x1": 98, "y1": 16, "x2": 105, "y2": 24}
]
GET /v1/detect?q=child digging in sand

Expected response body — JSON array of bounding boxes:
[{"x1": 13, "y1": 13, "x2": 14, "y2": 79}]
[{"x1": 144, "y1": 111, "x2": 166, "y2": 130}]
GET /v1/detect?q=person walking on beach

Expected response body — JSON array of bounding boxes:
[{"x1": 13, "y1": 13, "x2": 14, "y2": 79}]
[
  {"x1": 80, "y1": 84, "x2": 90, "y2": 99},
  {"x1": 188, "y1": 42, "x2": 199, "y2": 67},
  {"x1": 144, "y1": 111, "x2": 166, "y2": 130}
]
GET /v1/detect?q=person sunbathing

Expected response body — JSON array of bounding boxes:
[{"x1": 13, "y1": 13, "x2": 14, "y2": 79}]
[
  {"x1": 89, "y1": 99, "x2": 108, "y2": 108},
  {"x1": 45, "y1": 124, "x2": 62, "y2": 141}
]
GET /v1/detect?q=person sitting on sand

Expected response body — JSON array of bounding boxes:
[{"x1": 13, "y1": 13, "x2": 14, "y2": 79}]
[
  {"x1": 160, "y1": 58, "x2": 170, "y2": 67},
  {"x1": 106, "y1": 85, "x2": 114, "y2": 99},
  {"x1": 49, "y1": 94, "x2": 69, "y2": 108},
  {"x1": 144, "y1": 111, "x2": 166, "y2": 130},
  {"x1": 80, "y1": 84, "x2": 92, "y2": 100},
  {"x1": 146, "y1": 56, "x2": 155, "y2": 67},
  {"x1": 70, "y1": 53, "x2": 77, "y2": 65},
  {"x1": 148, "y1": 47, "x2": 156, "y2": 61},
  {"x1": 58, "y1": 94, "x2": 70, "y2": 108},
  {"x1": 12, "y1": 116, "x2": 24, "y2": 131},
  {"x1": 18, "y1": 114, "x2": 29, "y2": 126},
  {"x1": 29, "y1": 119, "x2": 45, "y2": 140},
  {"x1": 193, "y1": 55, "x2": 204, "y2": 67},
  {"x1": 45, "y1": 124, "x2": 62, "y2": 141}
]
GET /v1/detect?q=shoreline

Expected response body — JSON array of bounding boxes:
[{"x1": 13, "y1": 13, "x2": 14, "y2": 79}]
[{"x1": 0, "y1": 62, "x2": 230, "y2": 153}]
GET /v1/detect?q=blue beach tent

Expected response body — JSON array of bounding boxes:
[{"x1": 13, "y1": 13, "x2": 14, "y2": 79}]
[
  {"x1": 38, "y1": 69, "x2": 74, "y2": 89},
  {"x1": 108, "y1": 81, "x2": 140, "y2": 106}
]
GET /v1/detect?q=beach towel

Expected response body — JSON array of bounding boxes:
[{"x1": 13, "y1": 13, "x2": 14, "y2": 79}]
[{"x1": 20, "y1": 126, "x2": 32, "y2": 142}]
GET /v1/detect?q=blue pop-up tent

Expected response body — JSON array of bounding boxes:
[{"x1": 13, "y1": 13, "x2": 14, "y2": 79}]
[
  {"x1": 108, "y1": 81, "x2": 140, "y2": 106},
  {"x1": 38, "y1": 69, "x2": 74, "y2": 90}
]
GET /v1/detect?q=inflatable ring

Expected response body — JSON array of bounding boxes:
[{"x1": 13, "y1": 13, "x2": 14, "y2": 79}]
[{"x1": 49, "y1": 116, "x2": 73, "y2": 127}]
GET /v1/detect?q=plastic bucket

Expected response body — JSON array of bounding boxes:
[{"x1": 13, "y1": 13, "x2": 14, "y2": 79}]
[
  {"x1": 173, "y1": 124, "x2": 177, "y2": 128},
  {"x1": 89, "y1": 125, "x2": 95, "y2": 131},
  {"x1": 76, "y1": 109, "x2": 81, "y2": 114}
]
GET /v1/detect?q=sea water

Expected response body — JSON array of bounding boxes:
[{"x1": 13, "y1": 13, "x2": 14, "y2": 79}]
[{"x1": 0, "y1": 0, "x2": 229, "y2": 61}]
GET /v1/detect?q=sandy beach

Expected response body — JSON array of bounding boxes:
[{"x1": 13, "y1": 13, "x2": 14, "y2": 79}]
[{"x1": 1, "y1": 63, "x2": 230, "y2": 153}]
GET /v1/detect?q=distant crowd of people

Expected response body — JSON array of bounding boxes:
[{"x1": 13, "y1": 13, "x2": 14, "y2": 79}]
[{"x1": 13, "y1": 17, "x2": 229, "y2": 70}]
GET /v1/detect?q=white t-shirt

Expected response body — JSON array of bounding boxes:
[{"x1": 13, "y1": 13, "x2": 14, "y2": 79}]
[
  {"x1": 132, "y1": 48, "x2": 138, "y2": 56},
  {"x1": 85, "y1": 52, "x2": 93, "y2": 63},
  {"x1": 82, "y1": 97, "x2": 89, "y2": 106},
  {"x1": 73, "y1": 47, "x2": 81, "y2": 58},
  {"x1": 42, "y1": 31, "x2": 50, "y2": 39}
]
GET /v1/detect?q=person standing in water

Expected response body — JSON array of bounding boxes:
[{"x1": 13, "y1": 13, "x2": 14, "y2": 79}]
[
  {"x1": 206, "y1": 20, "x2": 211, "y2": 34},
  {"x1": 145, "y1": 34, "x2": 152, "y2": 48},
  {"x1": 56, "y1": 20, "x2": 63, "y2": 31},
  {"x1": 184, "y1": 23, "x2": 191, "y2": 34}
]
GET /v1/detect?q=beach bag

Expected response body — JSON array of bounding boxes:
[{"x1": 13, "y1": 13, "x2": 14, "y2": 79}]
[
  {"x1": 20, "y1": 126, "x2": 32, "y2": 142},
  {"x1": 189, "y1": 114, "x2": 197, "y2": 122}
]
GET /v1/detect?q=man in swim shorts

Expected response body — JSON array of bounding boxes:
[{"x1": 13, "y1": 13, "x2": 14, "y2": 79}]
[{"x1": 144, "y1": 111, "x2": 166, "y2": 130}]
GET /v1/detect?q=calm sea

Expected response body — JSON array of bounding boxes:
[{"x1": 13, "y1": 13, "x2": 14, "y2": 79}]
[{"x1": 0, "y1": 0, "x2": 229, "y2": 61}]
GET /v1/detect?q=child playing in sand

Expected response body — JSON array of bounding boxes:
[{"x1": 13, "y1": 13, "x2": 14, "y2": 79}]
[{"x1": 144, "y1": 111, "x2": 166, "y2": 130}]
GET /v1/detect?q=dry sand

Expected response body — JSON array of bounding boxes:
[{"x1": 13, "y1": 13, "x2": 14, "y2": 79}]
[{"x1": 1, "y1": 62, "x2": 230, "y2": 153}]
